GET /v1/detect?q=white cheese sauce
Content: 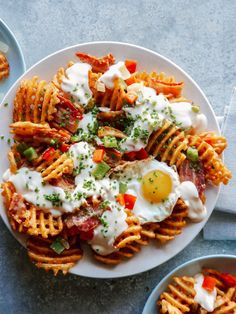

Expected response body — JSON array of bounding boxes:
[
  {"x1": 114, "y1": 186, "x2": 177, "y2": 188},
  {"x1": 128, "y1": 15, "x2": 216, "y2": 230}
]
[
  {"x1": 98, "y1": 61, "x2": 131, "y2": 89},
  {"x1": 120, "y1": 83, "x2": 208, "y2": 152},
  {"x1": 194, "y1": 273, "x2": 217, "y2": 312},
  {"x1": 61, "y1": 63, "x2": 92, "y2": 106},
  {"x1": 77, "y1": 111, "x2": 98, "y2": 141},
  {"x1": 179, "y1": 181, "x2": 207, "y2": 222}
]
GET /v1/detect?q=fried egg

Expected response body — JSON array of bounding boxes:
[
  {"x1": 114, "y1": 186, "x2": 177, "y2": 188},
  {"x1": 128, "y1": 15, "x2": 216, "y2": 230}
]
[{"x1": 113, "y1": 158, "x2": 181, "y2": 224}]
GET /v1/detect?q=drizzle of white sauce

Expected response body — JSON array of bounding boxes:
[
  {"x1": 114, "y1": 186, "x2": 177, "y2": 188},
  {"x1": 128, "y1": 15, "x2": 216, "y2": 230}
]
[
  {"x1": 179, "y1": 181, "x2": 207, "y2": 222},
  {"x1": 61, "y1": 63, "x2": 92, "y2": 106},
  {"x1": 194, "y1": 273, "x2": 217, "y2": 312},
  {"x1": 98, "y1": 61, "x2": 131, "y2": 89}
]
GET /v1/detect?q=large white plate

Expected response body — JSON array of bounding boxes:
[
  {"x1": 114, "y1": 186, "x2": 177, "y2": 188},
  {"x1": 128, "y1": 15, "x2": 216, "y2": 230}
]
[
  {"x1": 0, "y1": 42, "x2": 220, "y2": 278},
  {"x1": 143, "y1": 255, "x2": 236, "y2": 314}
]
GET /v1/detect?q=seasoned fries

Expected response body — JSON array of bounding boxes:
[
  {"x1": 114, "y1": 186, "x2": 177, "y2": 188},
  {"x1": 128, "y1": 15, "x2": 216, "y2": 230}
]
[
  {"x1": 0, "y1": 51, "x2": 232, "y2": 275},
  {"x1": 0, "y1": 52, "x2": 10, "y2": 80}
]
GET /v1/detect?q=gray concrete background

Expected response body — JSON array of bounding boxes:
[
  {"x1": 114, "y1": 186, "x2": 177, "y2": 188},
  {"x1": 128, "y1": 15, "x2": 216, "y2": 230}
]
[{"x1": 0, "y1": 1, "x2": 236, "y2": 313}]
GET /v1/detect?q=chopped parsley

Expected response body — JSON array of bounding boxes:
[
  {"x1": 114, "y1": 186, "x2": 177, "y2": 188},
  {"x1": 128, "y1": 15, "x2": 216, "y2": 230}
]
[{"x1": 44, "y1": 193, "x2": 62, "y2": 207}]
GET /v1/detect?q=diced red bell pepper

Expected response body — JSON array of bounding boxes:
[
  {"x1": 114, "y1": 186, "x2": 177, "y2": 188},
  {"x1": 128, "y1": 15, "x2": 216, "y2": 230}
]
[
  {"x1": 79, "y1": 229, "x2": 94, "y2": 241},
  {"x1": 218, "y1": 273, "x2": 236, "y2": 287},
  {"x1": 42, "y1": 147, "x2": 55, "y2": 161},
  {"x1": 202, "y1": 276, "x2": 217, "y2": 292},
  {"x1": 125, "y1": 76, "x2": 135, "y2": 86},
  {"x1": 124, "y1": 194, "x2": 137, "y2": 210},
  {"x1": 125, "y1": 59, "x2": 137, "y2": 74},
  {"x1": 93, "y1": 149, "x2": 105, "y2": 163},
  {"x1": 124, "y1": 148, "x2": 149, "y2": 161},
  {"x1": 60, "y1": 143, "x2": 70, "y2": 153}
]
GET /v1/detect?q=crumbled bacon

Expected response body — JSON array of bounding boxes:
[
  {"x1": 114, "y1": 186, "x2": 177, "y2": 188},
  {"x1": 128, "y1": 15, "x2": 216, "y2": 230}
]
[
  {"x1": 179, "y1": 159, "x2": 206, "y2": 202},
  {"x1": 8, "y1": 193, "x2": 27, "y2": 224}
]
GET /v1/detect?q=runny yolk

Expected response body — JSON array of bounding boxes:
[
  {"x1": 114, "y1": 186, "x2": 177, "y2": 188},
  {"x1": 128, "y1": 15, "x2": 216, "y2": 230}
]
[{"x1": 141, "y1": 170, "x2": 172, "y2": 203}]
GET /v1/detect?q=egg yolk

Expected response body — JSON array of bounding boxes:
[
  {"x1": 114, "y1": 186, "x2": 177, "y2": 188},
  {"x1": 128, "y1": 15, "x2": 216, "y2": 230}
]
[{"x1": 141, "y1": 170, "x2": 172, "y2": 203}]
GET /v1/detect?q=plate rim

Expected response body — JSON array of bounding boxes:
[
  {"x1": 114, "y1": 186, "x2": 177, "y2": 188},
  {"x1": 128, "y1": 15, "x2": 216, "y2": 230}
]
[
  {"x1": 142, "y1": 254, "x2": 236, "y2": 314},
  {"x1": 0, "y1": 41, "x2": 221, "y2": 278}
]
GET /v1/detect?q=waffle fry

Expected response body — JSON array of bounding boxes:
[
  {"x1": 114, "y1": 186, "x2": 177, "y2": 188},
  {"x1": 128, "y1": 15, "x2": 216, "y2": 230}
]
[
  {"x1": 10, "y1": 121, "x2": 70, "y2": 145},
  {"x1": 0, "y1": 52, "x2": 9, "y2": 80},
  {"x1": 27, "y1": 236, "x2": 83, "y2": 275},
  {"x1": 131, "y1": 71, "x2": 184, "y2": 99},
  {"x1": 13, "y1": 77, "x2": 60, "y2": 123},
  {"x1": 36, "y1": 152, "x2": 73, "y2": 182},
  {"x1": 98, "y1": 126, "x2": 127, "y2": 139},
  {"x1": 52, "y1": 61, "x2": 74, "y2": 90},
  {"x1": 199, "y1": 132, "x2": 227, "y2": 155},
  {"x1": 94, "y1": 209, "x2": 141, "y2": 265},
  {"x1": 146, "y1": 120, "x2": 188, "y2": 168},
  {"x1": 141, "y1": 198, "x2": 188, "y2": 244},
  {"x1": 188, "y1": 135, "x2": 232, "y2": 185}
]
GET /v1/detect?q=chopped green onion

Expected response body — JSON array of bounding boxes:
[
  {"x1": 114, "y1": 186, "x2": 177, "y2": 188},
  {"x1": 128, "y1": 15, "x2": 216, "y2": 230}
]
[
  {"x1": 119, "y1": 182, "x2": 128, "y2": 194},
  {"x1": 16, "y1": 143, "x2": 28, "y2": 154},
  {"x1": 50, "y1": 237, "x2": 69, "y2": 254},
  {"x1": 23, "y1": 147, "x2": 38, "y2": 161},
  {"x1": 187, "y1": 147, "x2": 199, "y2": 162},
  {"x1": 70, "y1": 135, "x2": 80, "y2": 143},
  {"x1": 192, "y1": 105, "x2": 200, "y2": 113},
  {"x1": 92, "y1": 161, "x2": 110, "y2": 179},
  {"x1": 102, "y1": 136, "x2": 118, "y2": 148}
]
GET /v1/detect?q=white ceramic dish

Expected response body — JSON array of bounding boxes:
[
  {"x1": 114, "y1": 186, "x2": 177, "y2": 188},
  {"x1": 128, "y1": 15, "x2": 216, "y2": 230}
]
[
  {"x1": 0, "y1": 19, "x2": 26, "y2": 101},
  {"x1": 0, "y1": 42, "x2": 220, "y2": 278},
  {"x1": 143, "y1": 255, "x2": 236, "y2": 314}
]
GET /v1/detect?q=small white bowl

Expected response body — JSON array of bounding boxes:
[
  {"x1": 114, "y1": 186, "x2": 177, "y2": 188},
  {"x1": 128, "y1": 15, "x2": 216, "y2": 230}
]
[{"x1": 143, "y1": 255, "x2": 236, "y2": 314}]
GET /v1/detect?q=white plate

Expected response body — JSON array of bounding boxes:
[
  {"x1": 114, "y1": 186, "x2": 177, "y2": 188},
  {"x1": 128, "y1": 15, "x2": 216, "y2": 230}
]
[
  {"x1": 143, "y1": 255, "x2": 236, "y2": 314},
  {"x1": 0, "y1": 42, "x2": 220, "y2": 278}
]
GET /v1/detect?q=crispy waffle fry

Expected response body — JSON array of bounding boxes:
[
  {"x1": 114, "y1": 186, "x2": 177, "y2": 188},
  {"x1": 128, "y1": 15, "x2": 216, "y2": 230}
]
[
  {"x1": 0, "y1": 52, "x2": 9, "y2": 80},
  {"x1": 27, "y1": 236, "x2": 83, "y2": 275},
  {"x1": 94, "y1": 209, "x2": 141, "y2": 265},
  {"x1": 13, "y1": 77, "x2": 60, "y2": 123},
  {"x1": 98, "y1": 126, "x2": 127, "y2": 139},
  {"x1": 141, "y1": 198, "x2": 188, "y2": 244},
  {"x1": 36, "y1": 152, "x2": 73, "y2": 182},
  {"x1": 10, "y1": 121, "x2": 70, "y2": 145},
  {"x1": 188, "y1": 135, "x2": 232, "y2": 185},
  {"x1": 199, "y1": 132, "x2": 227, "y2": 155},
  {"x1": 146, "y1": 120, "x2": 188, "y2": 168},
  {"x1": 131, "y1": 71, "x2": 184, "y2": 99},
  {"x1": 52, "y1": 61, "x2": 74, "y2": 89}
]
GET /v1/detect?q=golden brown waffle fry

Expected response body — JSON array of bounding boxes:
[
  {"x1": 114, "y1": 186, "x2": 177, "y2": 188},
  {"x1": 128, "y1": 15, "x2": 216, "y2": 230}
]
[
  {"x1": 188, "y1": 135, "x2": 232, "y2": 185},
  {"x1": 94, "y1": 209, "x2": 141, "y2": 265},
  {"x1": 52, "y1": 61, "x2": 74, "y2": 89},
  {"x1": 27, "y1": 236, "x2": 83, "y2": 275},
  {"x1": 141, "y1": 198, "x2": 188, "y2": 244},
  {"x1": 159, "y1": 276, "x2": 196, "y2": 313},
  {"x1": 36, "y1": 152, "x2": 73, "y2": 182},
  {"x1": 8, "y1": 146, "x2": 23, "y2": 174},
  {"x1": 98, "y1": 126, "x2": 127, "y2": 139},
  {"x1": 131, "y1": 71, "x2": 184, "y2": 99},
  {"x1": 13, "y1": 77, "x2": 60, "y2": 123},
  {"x1": 146, "y1": 120, "x2": 188, "y2": 168},
  {"x1": 89, "y1": 74, "x2": 127, "y2": 110},
  {"x1": 199, "y1": 132, "x2": 227, "y2": 155},
  {"x1": 10, "y1": 121, "x2": 70, "y2": 145},
  {"x1": 0, "y1": 52, "x2": 9, "y2": 80}
]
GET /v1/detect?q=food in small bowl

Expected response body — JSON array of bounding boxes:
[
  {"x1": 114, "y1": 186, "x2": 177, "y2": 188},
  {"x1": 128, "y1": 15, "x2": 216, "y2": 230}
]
[{"x1": 0, "y1": 50, "x2": 232, "y2": 275}]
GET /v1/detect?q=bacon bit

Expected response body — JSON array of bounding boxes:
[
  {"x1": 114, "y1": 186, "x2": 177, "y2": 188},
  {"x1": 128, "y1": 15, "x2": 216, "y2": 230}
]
[
  {"x1": 60, "y1": 143, "x2": 70, "y2": 153},
  {"x1": 98, "y1": 126, "x2": 127, "y2": 139},
  {"x1": 124, "y1": 148, "x2": 149, "y2": 161},
  {"x1": 179, "y1": 159, "x2": 206, "y2": 203},
  {"x1": 9, "y1": 193, "x2": 27, "y2": 224},
  {"x1": 218, "y1": 273, "x2": 236, "y2": 287},
  {"x1": 202, "y1": 276, "x2": 217, "y2": 292},
  {"x1": 76, "y1": 52, "x2": 115, "y2": 73},
  {"x1": 125, "y1": 59, "x2": 137, "y2": 74}
]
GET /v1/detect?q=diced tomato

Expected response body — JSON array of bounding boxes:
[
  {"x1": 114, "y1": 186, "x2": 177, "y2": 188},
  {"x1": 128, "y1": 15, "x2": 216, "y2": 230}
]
[
  {"x1": 79, "y1": 229, "x2": 94, "y2": 241},
  {"x1": 124, "y1": 148, "x2": 149, "y2": 161},
  {"x1": 125, "y1": 59, "x2": 137, "y2": 74},
  {"x1": 93, "y1": 149, "x2": 105, "y2": 163},
  {"x1": 202, "y1": 276, "x2": 217, "y2": 292},
  {"x1": 218, "y1": 273, "x2": 236, "y2": 287},
  {"x1": 116, "y1": 194, "x2": 125, "y2": 206},
  {"x1": 124, "y1": 91, "x2": 138, "y2": 105},
  {"x1": 124, "y1": 194, "x2": 137, "y2": 210},
  {"x1": 60, "y1": 143, "x2": 70, "y2": 153},
  {"x1": 42, "y1": 147, "x2": 55, "y2": 161},
  {"x1": 125, "y1": 76, "x2": 135, "y2": 86}
]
